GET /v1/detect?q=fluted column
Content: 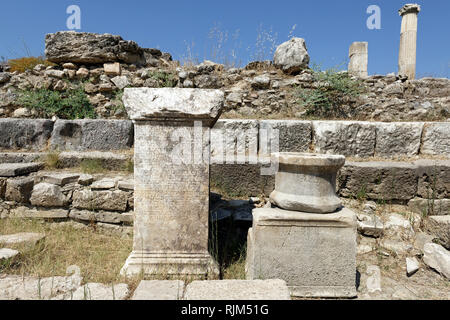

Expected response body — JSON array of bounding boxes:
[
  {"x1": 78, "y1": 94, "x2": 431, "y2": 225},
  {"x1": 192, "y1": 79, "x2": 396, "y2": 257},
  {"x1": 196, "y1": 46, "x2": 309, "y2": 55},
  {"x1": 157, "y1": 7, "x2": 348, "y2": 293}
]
[{"x1": 398, "y1": 4, "x2": 421, "y2": 80}]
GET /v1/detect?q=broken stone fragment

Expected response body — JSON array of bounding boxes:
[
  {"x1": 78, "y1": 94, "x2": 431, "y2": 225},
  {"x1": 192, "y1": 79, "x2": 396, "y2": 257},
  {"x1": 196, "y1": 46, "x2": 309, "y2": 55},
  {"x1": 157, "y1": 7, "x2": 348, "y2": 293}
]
[
  {"x1": 5, "y1": 177, "x2": 35, "y2": 203},
  {"x1": 423, "y1": 243, "x2": 450, "y2": 279},
  {"x1": 0, "y1": 248, "x2": 19, "y2": 262},
  {"x1": 406, "y1": 257, "x2": 419, "y2": 277},
  {"x1": 30, "y1": 183, "x2": 69, "y2": 208},
  {"x1": 273, "y1": 38, "x2": 310, "y2": 75}
]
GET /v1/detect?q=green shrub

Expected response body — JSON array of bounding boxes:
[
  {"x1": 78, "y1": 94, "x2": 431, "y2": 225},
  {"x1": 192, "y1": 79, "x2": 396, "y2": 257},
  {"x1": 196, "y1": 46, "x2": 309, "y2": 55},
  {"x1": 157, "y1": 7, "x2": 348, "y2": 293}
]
[
  {"x1": 8, "y1": 56, "x2": 55, "y2": 73},
  {"x1": 295, "y1": 64, "x2": 366, "y2": 117},
  {"x1": 147, "y1": 71, "x2": 177, "y2": 87},
  {"x1": 17, "y1": 85, "x2": 96, "y2": 119}
]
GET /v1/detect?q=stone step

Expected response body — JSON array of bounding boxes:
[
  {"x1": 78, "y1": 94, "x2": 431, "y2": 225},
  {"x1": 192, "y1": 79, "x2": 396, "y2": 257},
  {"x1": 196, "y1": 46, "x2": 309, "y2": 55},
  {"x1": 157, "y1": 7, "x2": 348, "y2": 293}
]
[
  {"x1": 0, "y1": 163, "x2": 44, "y2": 177},
  {"x1": 131, "y1": 279, "x2": 291, "y2": 300},
  {"x1": 0, "y1": 152, "x2": 132, "y2": 171}
]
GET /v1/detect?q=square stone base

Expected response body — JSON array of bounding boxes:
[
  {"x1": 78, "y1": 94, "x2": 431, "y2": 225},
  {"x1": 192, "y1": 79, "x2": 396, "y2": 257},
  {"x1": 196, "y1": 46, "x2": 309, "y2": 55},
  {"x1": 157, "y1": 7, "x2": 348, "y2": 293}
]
[
  {"x1": 120, "y1": 251, "x2": 219, "y2": 279},
  {"x1": 246, "y1": 207, "x2": 357, "y2": 298}
]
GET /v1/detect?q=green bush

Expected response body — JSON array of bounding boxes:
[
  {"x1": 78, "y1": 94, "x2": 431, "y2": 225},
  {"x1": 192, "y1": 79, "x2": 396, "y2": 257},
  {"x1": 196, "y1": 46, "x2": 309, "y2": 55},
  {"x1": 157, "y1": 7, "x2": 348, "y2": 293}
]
[
  {"x1": 147, "y1": 71, "x2": 177, "y2": 87},
  {"x1": 17, "y1": 85, "x2": 96, "y2": 119},
  {"x1": 295, "y1": 64, "x2": 366, "y2": 117}
]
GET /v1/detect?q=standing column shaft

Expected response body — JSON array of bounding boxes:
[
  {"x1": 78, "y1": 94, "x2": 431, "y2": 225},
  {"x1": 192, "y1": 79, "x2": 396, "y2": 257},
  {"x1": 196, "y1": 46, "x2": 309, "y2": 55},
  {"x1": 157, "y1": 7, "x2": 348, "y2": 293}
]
[
  {"x1": 348, "y1": 42, "x2": 368, "y2": 78},
  {"x1": 398, "y1": 4, "x2": 421, "y2": 80}
]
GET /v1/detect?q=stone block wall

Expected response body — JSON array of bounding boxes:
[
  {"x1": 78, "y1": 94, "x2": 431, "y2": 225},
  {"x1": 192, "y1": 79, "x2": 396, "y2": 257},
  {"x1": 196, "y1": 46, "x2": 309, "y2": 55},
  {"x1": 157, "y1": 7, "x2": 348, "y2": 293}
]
[{"x1": 1, "y1": 118, "x2": 448, "y2": 159}]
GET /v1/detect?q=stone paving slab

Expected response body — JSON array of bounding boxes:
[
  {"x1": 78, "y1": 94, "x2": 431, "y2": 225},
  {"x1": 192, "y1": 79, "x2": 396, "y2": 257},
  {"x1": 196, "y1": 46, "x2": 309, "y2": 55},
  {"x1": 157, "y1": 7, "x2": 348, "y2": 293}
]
[
  {"x1": 0, "y1": 248, "x2": 19, "y2": 261},
  {"x1": 132, "y1": 280, "x2": 185, "y2": 300},
  {"x1": 184, "y1": 280, "x2": 291, "y2": 300},
  {"x1": 0, "y1": 163, "x2": 44, "y2": 177},
  {"x1": 0, "y1": 233, "x2": 45, "y2": 246},
  {"x1": 66, "y1": 283, "x2": 129, "y2": 300}
]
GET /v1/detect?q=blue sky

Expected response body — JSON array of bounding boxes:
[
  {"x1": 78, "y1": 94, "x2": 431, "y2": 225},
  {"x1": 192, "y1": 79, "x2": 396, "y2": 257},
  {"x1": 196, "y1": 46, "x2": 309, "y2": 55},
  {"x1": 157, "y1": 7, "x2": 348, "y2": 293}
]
[{"x1": 0, "y1": 0, "x2": 448, "y2": 77}]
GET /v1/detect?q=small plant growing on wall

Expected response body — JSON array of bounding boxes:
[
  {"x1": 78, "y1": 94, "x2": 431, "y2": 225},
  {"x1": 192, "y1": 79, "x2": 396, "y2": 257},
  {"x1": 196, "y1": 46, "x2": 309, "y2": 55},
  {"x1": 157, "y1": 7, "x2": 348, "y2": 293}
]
[
  {"x1": 295, "y1": 64, "x2": 366, "y2": 117},
  {"x1": 146, "y1": 71, "x2": 178, "y2": 88},
  {"x1": 17, "y1": 85, "x2": 96, "y2": 119}
]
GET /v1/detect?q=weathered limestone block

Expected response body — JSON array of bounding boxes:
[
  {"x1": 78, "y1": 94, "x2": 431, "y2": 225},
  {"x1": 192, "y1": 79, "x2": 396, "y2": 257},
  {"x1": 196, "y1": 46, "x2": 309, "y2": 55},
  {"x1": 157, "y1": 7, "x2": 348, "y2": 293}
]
[
  {"x1": 269, "y1": 153, "x2": 345, "y2": 213},
  {"x1": 246, "y1": 207, "x2": 357, "y2": 298},
  {"x1": 50, "y1": 120, "x2": 134, "y2": 151},
  {"x1": 0, "y1": 233, "x2": 45, "y2": 246},
  {"x1": 408, "y1": 198, "x2": 450, "y2": 216},
  {"x1": 58, "y1": 151, "x2": 130, "y2": 171},
  {"x1": 0, "y1": 273, "x2": 81, "y2": 300},
  {"x1": 259, "y1": 120, "x2": 312, "y2": 153},
  {"x1": 416, "y1": 159, "x2": 450, "y2": 199},
  {"x1": 0, "y1": 119, "x2": 54, "y2": 151},
  {"x1": 338, "y1": 161, "x2": 417, "y2": 201},
  {"x1": 425, "y1": 216, "x2": 450, "y2": 250},
  {"x1": 0, "y1": 163, "x2": 44, "y2": 178},
  {"x1": 40, "y1": 173, "x2": 80, "y2": 186},
  {"x1": 121, "y1": 88, "x2": 223, "y2": 278},
  {"x1": 104, "y1": 62, "x2": 121, "y2": 76},
  {"x1": 72, "y1": 189, "x2": 128, "y2": 212},
  {"x1": 78, "y1": 174, "x2": 94, "y2": 186},
  {"x1": 5, "y1": 177, "x2": 34, "y2": 203},
  {"x1": 211, "y1": 119, "x2": 258, "y2": 164},
  {"x1": 375, "y1": 122, "x2": 423, "y2": 157},
  {"x1": 420, "y1": 123, "x2": 450, "y2": 156},
  {"x1": 91, "y1": 178, "x2": 116, "y2": 190},
  {"x1": 423, "y1": 243, "x2": 450, "y2": 279},
  {"x1": 211, "y1": 162, "x2": 275, "y2": 197},
  {"x1": 10, "y1": 207, "x2": 69, "y2": 220},
  {"x1": 118, "y1": 180, "x2": 134, "y2": 191},
  {"x1": 111, "y1": 76, "x2": 129, "y2": 89},
  {"x1": 313, "y1": 121, "x2": 376, "y2": 157},
  {"x1": 273, "y1": 38, "x2": 310, "y2": 74},
  {"x1": 68, "y1": 283, "x2": 129, "y2": 300},
  {"x1": 185, "y1": 280, "x2": 291, "y2": 300},
  {"x1": 348, "y1": 42, "x2": 368, "y2": 78},
  {"x1": 45, "y1": 31, "x2": 146, "y2": 65},
  {"x1": 132, "y1": 280, "x2": 185, "y2": 300},
  {"x1": 30, "y1": 183, "x2": 69, "y2": 208},
  {"x1": 69, "y1": 209, "x2": 125, "y2": 225}
]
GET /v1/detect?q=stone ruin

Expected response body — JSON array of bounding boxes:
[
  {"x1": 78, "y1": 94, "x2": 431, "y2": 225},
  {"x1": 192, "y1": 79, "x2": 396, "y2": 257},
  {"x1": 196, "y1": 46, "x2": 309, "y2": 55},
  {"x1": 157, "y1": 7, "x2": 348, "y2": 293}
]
[
  {"x1": 246, "y1": 153, "x2": 357, "y2": 298},
  {"x1": 0, "y1": 4, "x2": 449, "y2": 300}
]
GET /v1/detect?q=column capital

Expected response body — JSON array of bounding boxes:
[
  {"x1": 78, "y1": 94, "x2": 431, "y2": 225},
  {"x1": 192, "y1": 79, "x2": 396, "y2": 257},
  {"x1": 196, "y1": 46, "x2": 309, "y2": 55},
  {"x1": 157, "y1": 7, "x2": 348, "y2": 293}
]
[
  {"x1": 399, "y1": 3, "x2": 421, "y2": 16},
  {"x1": 123, "y1": 88, "x2": 224, "y2": 127}
]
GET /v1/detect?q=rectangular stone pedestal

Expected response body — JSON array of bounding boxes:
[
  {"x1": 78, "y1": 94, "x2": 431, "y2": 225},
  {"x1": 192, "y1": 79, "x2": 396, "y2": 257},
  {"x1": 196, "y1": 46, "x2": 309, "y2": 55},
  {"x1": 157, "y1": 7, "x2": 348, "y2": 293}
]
[
  {"x1": 246, "y1": 207, "x2": 357, "y2": 298},
  {"x1": 121, "y1": 88, "x2": 224, "y2": 279}
]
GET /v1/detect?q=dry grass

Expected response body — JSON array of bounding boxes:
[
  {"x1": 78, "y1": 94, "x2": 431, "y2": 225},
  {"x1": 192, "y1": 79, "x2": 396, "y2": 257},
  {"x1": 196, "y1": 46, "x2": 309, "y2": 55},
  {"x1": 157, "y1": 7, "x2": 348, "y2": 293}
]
[
  {"x1": 41, "y1": 150, "x2": 61, "y2": 169},
  {"x1": 0, "y1": 218, "x2": 132, "y2": 284},
  {"x1": 8, "y1": 56, "x2": 55, "y2": 73},
  {"x1": 222, "y1": 254, "x2": 246, "y2": 280},
  {"x1": 0, "y1": 217, "x2": 245, "y2": 293}
]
